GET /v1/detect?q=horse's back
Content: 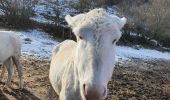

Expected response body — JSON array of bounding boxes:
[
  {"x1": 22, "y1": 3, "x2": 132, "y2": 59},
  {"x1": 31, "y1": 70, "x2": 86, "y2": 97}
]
[
  {"x1": 49, "y1": 40, "x2": 76, "y2": 94},
  {"x1": 51, "y1": 40, "x2": 76, "y2": 64},
  {"x1": 52, "y1": 40, "x2": 76, "y2": 56},
  {"x1": 0, "y1": 32, "x2": 21, "y2": 62}
]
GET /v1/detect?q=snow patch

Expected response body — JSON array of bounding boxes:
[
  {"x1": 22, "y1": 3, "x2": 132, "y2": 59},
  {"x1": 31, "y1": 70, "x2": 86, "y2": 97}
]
[
  {"x1": 116, "y1": 46, "x2": 170, "y2": 60},
  {"x1": 30, "y1": 15, "x2": 55, "y2": 24},
  {"x1": 19, "y1": 29, "x2": 58, "y2": 58},
  {"x1": 106, "y1": 7, "x2": 118, "y2": 15},
  {"x1": 31, "y1": 3, "x2": 78, "y2": 24},
  {"x1": 0, "y1": 9, "x2": 5, "y2": 16}
]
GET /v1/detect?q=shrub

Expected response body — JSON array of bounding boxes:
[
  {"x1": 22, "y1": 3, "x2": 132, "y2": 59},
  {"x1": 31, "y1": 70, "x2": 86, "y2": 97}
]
[
  {"x1": 0, "y1": 0, "x2": 35, "y2": 27},
  {"x1": 118, "y1": 0, "x2": 170, "y2": 47}
]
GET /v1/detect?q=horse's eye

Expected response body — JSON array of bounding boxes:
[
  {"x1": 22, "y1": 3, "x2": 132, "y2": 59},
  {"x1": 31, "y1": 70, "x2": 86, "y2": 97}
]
[
  {"x1": 112, "y1": 39, "x2": 117, "y2": 44},
  {"x1": 79, "y1": 36, "x2": 83, "y2": 39}
]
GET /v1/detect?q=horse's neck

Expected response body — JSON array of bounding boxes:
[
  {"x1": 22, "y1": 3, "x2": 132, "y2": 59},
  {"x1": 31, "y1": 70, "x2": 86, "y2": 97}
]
[
  {"x1": 63, "y1": 58, "x2": 80, "y2": 93},
  {"x1": 62, "y1": 47, "x2": 80, "y2": 92},
  {"x1": 65, "y1": 56, "x2": 79, "y2": 92},
  {"x1": 73, "y1": 63, "x2": 79, "y2": 86}
]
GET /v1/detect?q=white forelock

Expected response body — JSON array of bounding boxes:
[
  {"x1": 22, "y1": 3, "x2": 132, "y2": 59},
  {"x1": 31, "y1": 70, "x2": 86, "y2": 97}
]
[{"x1": 65, "y1": 8, "x2": 126, "y2": 36}]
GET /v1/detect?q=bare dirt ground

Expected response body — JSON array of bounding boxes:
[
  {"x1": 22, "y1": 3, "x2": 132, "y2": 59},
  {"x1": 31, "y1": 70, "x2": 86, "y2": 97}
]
[{"x1": 0, "y1": 56, "x2": 170, "y2": 100}]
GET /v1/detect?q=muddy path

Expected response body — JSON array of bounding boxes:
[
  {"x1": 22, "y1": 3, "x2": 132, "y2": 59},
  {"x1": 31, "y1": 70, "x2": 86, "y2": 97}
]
[
  {"x1": 0, "y1": 56, "x2": 51, "y2": 100},
  {"x1": 0, "y1": 56, "x2": 170, "y2": 100},
  {"x1": 107, "y1": 59, "x2": 170, "y2": 100}
]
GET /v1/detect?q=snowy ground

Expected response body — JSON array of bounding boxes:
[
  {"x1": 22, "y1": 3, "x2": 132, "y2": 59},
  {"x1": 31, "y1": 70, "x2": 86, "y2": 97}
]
[
  {"x1": 0, "y1": 9, "x2": 4, "y2": 16},
  {"x1": 30, "y1": 2, "x2": 117, "y2": 25},
  {"x1": 19, "y1": 29, "x2": 58, "y2": 58},
  {"x1": 30, "y1": 2, "x2": 78, "y2": 24},
  {"x1": 116, "y1": 46, "x2": 170, "y2": 60},
  {"x1": 0, "y1": 29, "x2": 170, "y2": 60}
]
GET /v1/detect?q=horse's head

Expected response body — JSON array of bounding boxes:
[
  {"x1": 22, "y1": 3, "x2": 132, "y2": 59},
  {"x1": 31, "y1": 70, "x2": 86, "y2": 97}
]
[{"x1": 65, "y1": 8, "x2": 126, "y2": 100}]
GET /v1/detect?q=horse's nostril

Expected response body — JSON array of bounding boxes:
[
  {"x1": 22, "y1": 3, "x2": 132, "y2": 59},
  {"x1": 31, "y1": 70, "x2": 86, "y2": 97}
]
[{"x1": 83, "y1": 83, "x2": 106, "y2": 100}]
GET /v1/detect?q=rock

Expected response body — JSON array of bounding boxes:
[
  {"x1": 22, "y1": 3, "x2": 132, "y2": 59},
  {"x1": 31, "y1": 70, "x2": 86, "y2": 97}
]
[
  {"x1": 149, "y1": 39, "x2": 158, "y2": 47},
  {"x1": 133, "y1": 45, "x2": 143, "y2": 50},
  {"x1": 24, "y1": 38, "x2": 32, "y2": 42},
  {"x1": 42, "y1": 42, "x2": 54, "y2": 45},
  {"x1": 157, "y1": 43, "x2": 162, "y2": 47},
  {"x1": 162, "y1": 47, "x2": 170, "y2": 52},
  {"x1": 23, "y1": 38, "x2": 32, "y2": 44}
]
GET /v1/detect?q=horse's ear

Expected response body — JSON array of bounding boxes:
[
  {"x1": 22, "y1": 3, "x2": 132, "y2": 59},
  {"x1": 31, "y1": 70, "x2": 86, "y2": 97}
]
[
  {"x1": 65, "y1": 15, "x2": 73, "y2": 26},
  {"x1": 111, "y1": 15, "x2": 127, "y2": 29},
  {"x1": 119, "y1": 17, "x2": 127, "y2": 29}
]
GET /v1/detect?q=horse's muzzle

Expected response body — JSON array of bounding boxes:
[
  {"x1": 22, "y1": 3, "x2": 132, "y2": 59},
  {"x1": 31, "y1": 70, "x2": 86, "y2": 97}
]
[{"x1": 83, "y1": 83, "x2": 106, "y2": 100}]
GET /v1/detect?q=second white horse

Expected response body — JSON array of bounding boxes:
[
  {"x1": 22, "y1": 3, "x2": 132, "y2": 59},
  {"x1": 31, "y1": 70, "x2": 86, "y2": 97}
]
[{"x1": 0, "y1": 31, "x2": 23, "y2": 89}]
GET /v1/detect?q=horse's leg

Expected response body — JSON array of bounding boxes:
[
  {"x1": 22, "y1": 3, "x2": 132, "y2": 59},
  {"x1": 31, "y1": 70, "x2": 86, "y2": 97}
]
[
  {"x1": 0, "y1": 64, "x2": 5, "y2": 81},
  {"x1": 4, "y1": 57, "x2": 14, "y2": 88},
  {"x1": 12, "y1": 56, "x2": 23, "y2": 89},
  {"x1": 47, "y1": 85, "x2": 54, "y2": 100},
  {"x1": 47, "y1": 85, "x2": 59, "y2": 100}
]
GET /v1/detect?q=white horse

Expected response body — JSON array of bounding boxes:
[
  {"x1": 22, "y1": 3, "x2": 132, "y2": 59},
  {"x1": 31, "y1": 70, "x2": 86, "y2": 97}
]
[
  {"x1": 49, "y1": 8, "x2": 127, "y2": 100},
  {"x1": 0, "y1": 31, "x2": 23, "y2": 89}
]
